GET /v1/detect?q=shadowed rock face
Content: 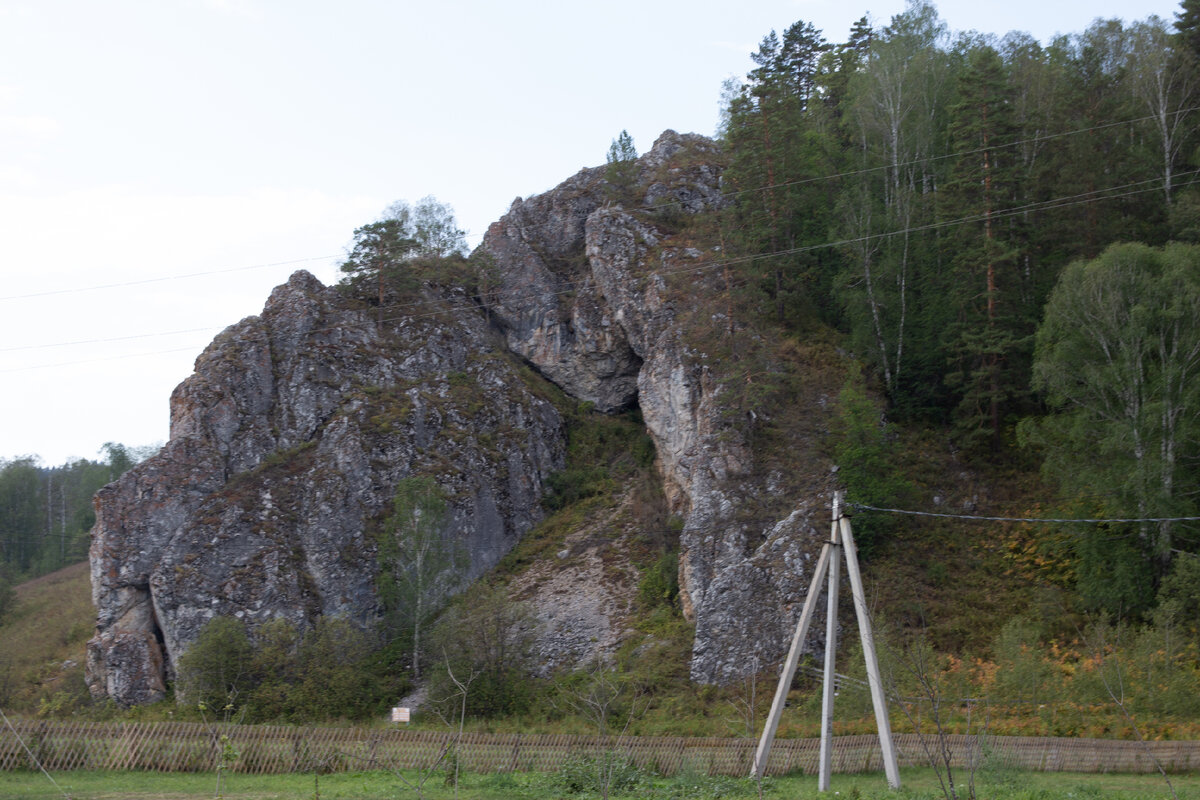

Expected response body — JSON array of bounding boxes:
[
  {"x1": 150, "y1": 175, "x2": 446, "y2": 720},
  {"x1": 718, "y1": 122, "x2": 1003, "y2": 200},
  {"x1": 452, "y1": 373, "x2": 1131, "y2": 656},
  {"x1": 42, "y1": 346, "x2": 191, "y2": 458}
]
[
  {"x1": 480, "y1": 165, "x2": 644, "y2": 413},
  {"x1": 87, "y1": 273, "x2": 564, "y2": 705},
  {"x1": 480, "y1": 130, "x2": 835, "y2": 683},
  {"x1": 88, "y1": 130, "x2": 838, "y2": 704}
]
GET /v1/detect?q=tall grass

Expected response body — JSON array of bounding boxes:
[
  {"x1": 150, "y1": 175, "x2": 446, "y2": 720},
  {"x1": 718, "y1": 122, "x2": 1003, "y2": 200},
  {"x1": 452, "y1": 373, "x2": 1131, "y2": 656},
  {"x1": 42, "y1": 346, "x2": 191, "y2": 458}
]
[{"x1": 0, "y1": 562, "x2": 93, "y2": 713}]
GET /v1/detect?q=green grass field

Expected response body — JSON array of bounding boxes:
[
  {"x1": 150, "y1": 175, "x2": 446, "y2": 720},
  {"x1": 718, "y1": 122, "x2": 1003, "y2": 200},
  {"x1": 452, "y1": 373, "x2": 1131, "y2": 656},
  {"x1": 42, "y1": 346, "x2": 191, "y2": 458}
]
[{"x1": 1, "y1": 767, "x2": 1198, "y2": 800}]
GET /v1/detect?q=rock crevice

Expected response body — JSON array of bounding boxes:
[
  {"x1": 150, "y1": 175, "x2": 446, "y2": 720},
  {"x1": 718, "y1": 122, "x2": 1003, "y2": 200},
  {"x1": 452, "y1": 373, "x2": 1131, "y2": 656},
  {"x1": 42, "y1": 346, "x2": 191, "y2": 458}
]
[{"x1": 480, "y1": 130, "x2": 835, "y2": 682}]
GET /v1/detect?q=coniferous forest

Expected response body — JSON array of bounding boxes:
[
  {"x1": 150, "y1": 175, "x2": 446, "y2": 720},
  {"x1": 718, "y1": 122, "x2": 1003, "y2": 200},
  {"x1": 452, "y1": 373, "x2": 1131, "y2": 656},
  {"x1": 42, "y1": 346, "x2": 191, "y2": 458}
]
[
  {"x1": 0, "y1": 445, "x2": 146, "y2": 589},
  {"x1": 717, "y1": 0, "x2": 1200, "y2": 617}
]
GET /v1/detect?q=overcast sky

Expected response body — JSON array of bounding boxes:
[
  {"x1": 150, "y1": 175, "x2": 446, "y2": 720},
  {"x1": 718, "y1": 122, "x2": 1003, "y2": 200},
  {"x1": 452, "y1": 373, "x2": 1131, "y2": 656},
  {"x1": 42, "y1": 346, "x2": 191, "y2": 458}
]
[{"x1": 0, "y1": 0, "x2": 1184, "y2": 466}]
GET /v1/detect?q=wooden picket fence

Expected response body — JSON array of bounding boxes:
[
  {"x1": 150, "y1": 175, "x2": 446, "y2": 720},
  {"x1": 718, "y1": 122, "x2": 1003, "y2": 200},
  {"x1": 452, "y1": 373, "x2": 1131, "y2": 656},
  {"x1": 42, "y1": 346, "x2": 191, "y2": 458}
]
[{"x1": 2, "y1": 720, "x2": 1199, "y2": 776}]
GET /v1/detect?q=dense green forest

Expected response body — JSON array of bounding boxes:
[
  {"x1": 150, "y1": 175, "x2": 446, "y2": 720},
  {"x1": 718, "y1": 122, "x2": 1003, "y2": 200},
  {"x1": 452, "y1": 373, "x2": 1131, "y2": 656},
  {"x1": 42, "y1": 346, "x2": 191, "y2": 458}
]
[
  {"x1": 0, "y1": 444, "x2": 149, "y2": 597},
  {"x1": 715, "y1": 0, "x2": 1200, "y2": 616}
]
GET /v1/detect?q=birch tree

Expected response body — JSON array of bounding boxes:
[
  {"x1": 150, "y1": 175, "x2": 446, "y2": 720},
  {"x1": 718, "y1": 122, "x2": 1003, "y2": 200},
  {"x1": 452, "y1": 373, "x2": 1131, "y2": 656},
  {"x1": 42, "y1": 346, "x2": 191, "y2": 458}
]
[
  {"x1": 839, "y1": 0, "x2": 951, "y2": 409},
  {"x1": 1124, "y1": 16, "x2": 1197, "y2": 206},
  {"x1": 1027, "y1": 243, "x2": 1200, "y2": 606},
  {"x1": 378, "y1": 475, "x2": 456, "y2": 681}
]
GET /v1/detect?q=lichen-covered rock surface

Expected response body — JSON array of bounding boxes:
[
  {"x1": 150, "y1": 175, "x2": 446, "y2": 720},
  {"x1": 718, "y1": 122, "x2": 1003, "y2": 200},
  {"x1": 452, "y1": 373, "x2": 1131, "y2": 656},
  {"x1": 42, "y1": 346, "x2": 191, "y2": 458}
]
[
  {"x1": 87, "y1": 273, "x2": 564, "y2": 705},
  {"x1": 88, "y1": 129, "x2": 847, "y2": 705},
  {"x1": 479, "y1": 130, "x2": 843, "y2": 683}
]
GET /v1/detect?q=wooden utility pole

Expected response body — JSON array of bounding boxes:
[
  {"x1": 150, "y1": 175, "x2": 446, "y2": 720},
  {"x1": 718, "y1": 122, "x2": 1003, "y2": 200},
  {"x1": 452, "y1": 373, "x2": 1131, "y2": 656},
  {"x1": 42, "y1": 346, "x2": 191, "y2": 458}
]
[
  {"x1": 839, "y1": 494, "x2": 902, "y2": 789},
  {"x1": 818, "y1": 511, "x2": 841, "y2": 790},
  {"x1": 750, "y1": 533, "x2": 831, "y2": 779},
  {"x1": 751, "y1": 492, "x2": 901, "y2": 790}
]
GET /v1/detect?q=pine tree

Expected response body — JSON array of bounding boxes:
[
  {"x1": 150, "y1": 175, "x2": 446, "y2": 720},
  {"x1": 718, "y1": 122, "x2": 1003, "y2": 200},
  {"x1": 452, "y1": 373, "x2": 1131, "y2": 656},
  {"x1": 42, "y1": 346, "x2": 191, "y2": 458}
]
[
  {"x1": 778, "y1": 20, "x2": 828, "y2": 110},
  {"x1": 941, "y1": 44, "x2": 1025, "y2": 451},
  {"x1": 604, "y1": 130, "x2": 638, "y2": 198},
  {"x1": 723, "y1": 20, "x2": 839, "y2": 328},
  {"x1": 819, "y1": 16, "x2": 873, "y2": 116},
  {"x1": 1177, "y1": 0, "x2": 1200, "y2": 61}
]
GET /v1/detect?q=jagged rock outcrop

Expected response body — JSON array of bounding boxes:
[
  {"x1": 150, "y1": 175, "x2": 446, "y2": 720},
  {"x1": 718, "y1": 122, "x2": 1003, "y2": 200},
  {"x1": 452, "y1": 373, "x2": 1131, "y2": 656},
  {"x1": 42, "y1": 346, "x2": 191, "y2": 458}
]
[
  {"x1": 88, "y1": 273, "x2": 564, "y2": 705},
  {"x1": 480, "y1": 130, "x2": 837, "y2": 683},
  {"x1": 482, "y1": 173, "x2": 642, "y2": 412},
  {"x1": 88, "y1": 129, "x2": 842, "y2": 704},
  {"x1": 480, "y1": 132, "x2": 725, "y2": 415}
]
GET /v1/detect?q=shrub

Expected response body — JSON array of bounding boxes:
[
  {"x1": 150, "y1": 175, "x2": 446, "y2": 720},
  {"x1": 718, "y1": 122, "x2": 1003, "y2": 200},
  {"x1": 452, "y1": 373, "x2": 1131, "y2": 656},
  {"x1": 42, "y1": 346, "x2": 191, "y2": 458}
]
[
  {"x1": 427, "y1": 583, "x2": 541, "y2": 719},
  {"x1": 829, "y1": 366, "x2": 915, "y2": 557},
  {"x1": 289, "y1": 617, "x2": 386, "y2": 720},
  {"x1": 553, "y1": 752, "x2": 643, "y2": 796},
  {"x1": 638, "y1": 551, "x2": 679, "y2": 611},
  {"x1": 0, "y1": 575, "x2": 14, "y2": 625},
  {"x1": 175, "y1": 616, "x2": 254, "y2": 709}
]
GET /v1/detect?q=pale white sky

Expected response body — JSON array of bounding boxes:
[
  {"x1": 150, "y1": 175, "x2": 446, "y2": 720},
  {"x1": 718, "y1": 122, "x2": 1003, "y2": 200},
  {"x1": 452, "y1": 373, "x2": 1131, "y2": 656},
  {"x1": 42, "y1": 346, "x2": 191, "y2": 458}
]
[{"x1": 0, "y1": 0, "x2": 1183, "y2": 466}]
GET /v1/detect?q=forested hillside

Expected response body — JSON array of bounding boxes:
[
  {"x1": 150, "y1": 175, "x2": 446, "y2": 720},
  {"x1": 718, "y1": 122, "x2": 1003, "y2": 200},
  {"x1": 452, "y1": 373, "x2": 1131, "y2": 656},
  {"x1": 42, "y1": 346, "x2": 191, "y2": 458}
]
[
  {"x1": 0, "y1": 445, "x2": 147, "y2": 597},
  {"x1": 716, "y1": 0, "x2": 1200, "y2": 616}
]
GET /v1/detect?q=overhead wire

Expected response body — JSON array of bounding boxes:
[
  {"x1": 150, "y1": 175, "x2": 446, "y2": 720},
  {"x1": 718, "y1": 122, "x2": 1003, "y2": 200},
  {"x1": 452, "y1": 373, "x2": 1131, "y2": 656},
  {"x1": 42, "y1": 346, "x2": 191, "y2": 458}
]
[
  {"x1": 848, "y1": 502, "x2": 1200, "y2": 525},
  {"x1": 0, "y1": 326, "x2": 220, "y2": 354},
  {"x1": 2, "y1": 160, "x2": 1189, "y2": 376},
  {"x1": 1, "y1": 102, "x2": 1193, "y2": 380},
  {"x1": 8, "y1": 498, "x2": 1200, "y2": 555},
  {"x1": 0, "y1": 255, "x2": 341, "y2": 302},
  {"x1": 715, "y1": 105, "x2": 1200, "y2": 201},
  {"x1": 0, "y1": 104, "x2": 1184, "y2": 306},
  {"x1": 0, "y1": 345, "x2": 203, "y2": 374}
]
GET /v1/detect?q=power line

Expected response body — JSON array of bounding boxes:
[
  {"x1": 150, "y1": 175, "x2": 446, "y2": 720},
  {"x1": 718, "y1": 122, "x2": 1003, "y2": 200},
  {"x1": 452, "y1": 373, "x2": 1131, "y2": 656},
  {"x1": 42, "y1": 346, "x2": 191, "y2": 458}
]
[
  {"x1": 0, "y1": 106, "x2": 1183, "y2": 306},
  {"x1": 653, "y1": 169, "x2": 1200, "y2": 287},
  {"x1": 0, "y1": 345, "x2": 202, "y2": 374},
  {"x1": 2, "y1": 162, "x2": 1189, "y2": 376},
  {"x1": 0, "y1": 326, "x2": 221, "y2": 354},
  {"x1": 849, "y1": 502, "x2": 1200, "y2": 525},
  {"x1": 0, "y1": 255, "x2": 341, "y2": 302},
  {"x1": 719, "y1": 105, "x2": 1200, "y2": 201},
  {"x1": 2, "y1": 117, "x2": 1193, "y2": 374}
]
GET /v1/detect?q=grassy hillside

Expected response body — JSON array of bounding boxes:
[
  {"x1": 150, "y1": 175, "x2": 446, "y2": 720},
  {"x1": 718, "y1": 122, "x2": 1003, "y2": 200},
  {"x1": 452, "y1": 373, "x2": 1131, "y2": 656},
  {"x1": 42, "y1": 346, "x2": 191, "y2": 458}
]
[{"x1": 0, "y1": 561, "x2": 93, "y2": 714}]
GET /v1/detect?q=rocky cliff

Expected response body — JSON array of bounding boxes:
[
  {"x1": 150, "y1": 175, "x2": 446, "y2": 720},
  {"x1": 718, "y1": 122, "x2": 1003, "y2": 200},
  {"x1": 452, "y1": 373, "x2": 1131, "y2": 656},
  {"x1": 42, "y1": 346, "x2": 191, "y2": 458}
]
[
  {"x1": 479, "y1": 131, "x2": 841, "y2": 682},
  {"x1": 87, "y1": 130, "x2": 843, "y2": 705},
  {"x1": 87, "y1": 273, "x2": 564, "y2": 705}
]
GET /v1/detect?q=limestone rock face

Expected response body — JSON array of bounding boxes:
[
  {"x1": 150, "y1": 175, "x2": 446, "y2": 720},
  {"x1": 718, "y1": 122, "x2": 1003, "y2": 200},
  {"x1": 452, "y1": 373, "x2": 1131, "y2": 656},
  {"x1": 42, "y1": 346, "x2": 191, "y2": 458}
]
[
  {"x1": 477, "y1": 131, "x2": 729, "y2": 416},
  {"x1": 87, "y1": 273, "x2": 564, "y2": 705},
  {"x1": 481, "y1": 130, "x2": 836, "y2": 683},
  {"x1": 481, "y1": 169, "x2": 642, "y2": 413},
  {"x1": 89, "y1": 129, "x2": 840, "y2": 703}
]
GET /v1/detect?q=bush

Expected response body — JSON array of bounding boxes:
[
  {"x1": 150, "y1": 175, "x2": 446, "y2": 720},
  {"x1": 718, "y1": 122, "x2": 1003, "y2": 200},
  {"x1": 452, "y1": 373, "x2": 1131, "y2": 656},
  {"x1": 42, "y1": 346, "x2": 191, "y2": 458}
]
[
  {"x1": 1157, "y1": 552, "x2": 1200, "y2": 624},
  {"x1": 543, "y1": 466, "x2": 610, "y2": 510},
  {"x1": 427, "y1": 584, "x2": 542, "y2": 719},
  {"x1": 174, "y1": 616, "x2": 254, "y2": 709},
  {"x1": 553, "y1": 752, "x2": 644, "y2": 796},
  {"x1": 990, "y1": 617, "x2": 1059, "y2": 706},
  {"x1": 0, "y1": 576, "x2": 13, "y2": 625},
  {"x1": 829, "y1": 366, "x2": 914, "y2": 557},
  {"x1": 289, "y1": 617, "x2": 387, "y2": 720},
  {"x1": 638, "y1": 551, "x2": 679, "y2": 611},
  {"x1": 244, "y1": 617, "x2": 300, "y2": 720},
  {"x1": 662, "y1": 759, "x2": 749, "y2": 799},
  {"x1": 176, "y1": 614, "x2": 400, "y2": 723}
]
